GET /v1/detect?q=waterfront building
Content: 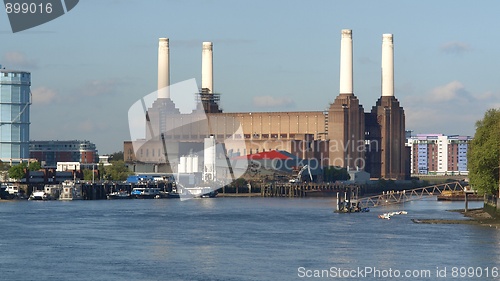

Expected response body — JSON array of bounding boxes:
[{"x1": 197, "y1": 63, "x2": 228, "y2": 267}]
[
  {"x1": 406, "y1": 134, "x2": 472, "y2": 175},
  {"x1": 125, "y1": 30, "x2": 408, "y2": 180},
  {"x1": 0, "y1": 65, "x2": 31, "y2": 163},
  {"x1": 29, "y1": 140, "x2": 98, "y2": 167}
]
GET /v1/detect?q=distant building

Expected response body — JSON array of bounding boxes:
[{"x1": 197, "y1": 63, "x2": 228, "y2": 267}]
[
  {"x1": 406, "y1": 134, "x2": 471, "y2": 175},
  {"x1": 99, "y1": 155, "x2": 112, "y2": 166},
  {"x1": 29, "y1": 140, "x2": 98, "y2": 167},
  {"x1": 56, "y1": 162, "x2": 81, "y2": 172},
  {"x1": 0, "y1": 65, "x2": 31, "y2": 163}
]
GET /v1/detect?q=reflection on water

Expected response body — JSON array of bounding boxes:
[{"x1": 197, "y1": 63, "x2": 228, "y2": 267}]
[{"x1": 0, "y1": 198, "x2": 496, "y2": 280}]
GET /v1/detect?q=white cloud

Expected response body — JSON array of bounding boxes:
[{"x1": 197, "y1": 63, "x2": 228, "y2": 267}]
[
  {"x1": 403, "y1": 81, "x2": 500, "y2": 135},
  {"x1": 440, "y1": 41, "x2": 472, "y2": 54},
  {"x1": 252, "y1": 95, "x2": 295, "y2": 108},
  {"x1": 31, "y1": 87, "x2": 58, "y2": 105},
  {"x1": 2, "y1": 51, "x2": 38, "y2": 69},
  {"x1": 429, "y1": 80, "x2": 470, "y2": 102}
]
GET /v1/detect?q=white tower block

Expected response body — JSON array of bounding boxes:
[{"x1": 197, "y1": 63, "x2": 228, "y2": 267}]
[
  {"x1": 202, "y1": 42, "x2": 213, "y2": 93},
  {"x1": 339, "y1": 29, "x2": 353, "y2": 95},
  {"x1": 381, "y1": 34, "x2": 394, "y2": 97},
  {"x1": 158, "y1": 38, "x2": 170, "y2": 99}
]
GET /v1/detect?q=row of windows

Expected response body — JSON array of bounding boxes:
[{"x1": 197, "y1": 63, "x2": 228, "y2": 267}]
[
  {"x1": 158, "y1": 133, "x2": 302, "y2": 140},
  {"x1": 1, "y1": 72, "x2": 29, "y2": 78},
  {"x1": 31, "y1": 143, "x2": 96, "y2": 148}
]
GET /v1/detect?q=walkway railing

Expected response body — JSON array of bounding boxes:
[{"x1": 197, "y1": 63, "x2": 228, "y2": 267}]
[{"x1": 358, "y1": 181, "x2": 468, "y2": 208}]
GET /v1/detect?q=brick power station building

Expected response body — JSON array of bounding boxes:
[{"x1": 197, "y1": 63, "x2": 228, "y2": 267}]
[{"x1": 124, "y1": 30, "x2": 409, "y2": 180}]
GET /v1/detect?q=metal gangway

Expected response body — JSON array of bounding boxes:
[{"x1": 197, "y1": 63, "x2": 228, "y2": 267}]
[{"x1": 358, "y1": 181, "x2": 469, "y2": 208}]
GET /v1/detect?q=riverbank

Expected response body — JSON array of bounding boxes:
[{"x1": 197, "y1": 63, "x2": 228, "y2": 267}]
[
  {"x1": 413, "y1": 208, "x2": 500, "y2": 228},
  {"x1": 217, "y1": 192, "x2": 262, "y2": 197}
]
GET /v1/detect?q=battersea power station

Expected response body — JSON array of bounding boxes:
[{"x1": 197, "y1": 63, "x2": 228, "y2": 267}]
[{"x1": 124, "y1": 29, "x2": 408, "y2": 180}]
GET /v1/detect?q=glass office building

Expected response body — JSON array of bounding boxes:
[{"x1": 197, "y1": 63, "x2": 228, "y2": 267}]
[{"x1": 0, "y1": 65, "x2": 31, "y2": 162}]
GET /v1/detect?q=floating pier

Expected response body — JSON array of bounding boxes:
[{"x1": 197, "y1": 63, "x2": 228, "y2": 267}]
[{"x1": 260, "y1": 182, "x2": 361, "y2": 198}]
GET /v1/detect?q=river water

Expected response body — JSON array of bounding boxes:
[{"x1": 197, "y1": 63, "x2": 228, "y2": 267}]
[{"x1": 0, "y1": 197, "x2": 497, "y2": 280}]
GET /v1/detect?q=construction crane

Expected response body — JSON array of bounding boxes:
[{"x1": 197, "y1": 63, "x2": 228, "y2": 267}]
[{"x1": 289, "y1": 165, "x2": 313, "y2": 183}]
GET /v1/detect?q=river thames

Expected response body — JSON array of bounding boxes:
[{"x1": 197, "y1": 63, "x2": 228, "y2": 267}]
[{"x1": 0, "y1": 197, "x2": 497, "y2": 280}]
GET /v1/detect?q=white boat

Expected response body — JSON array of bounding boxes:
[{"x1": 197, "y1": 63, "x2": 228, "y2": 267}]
[
  {"x1": 1, "y1": 183, "x2": 26, "y2": 199},
  {"x1": 175, "y1": 185, "x2": 218, "y2": 199},
  {"x1": 59, "y1": 181, "x2": 83, "y2": 200},
  {"x1": 29, "y1": 190, "x2": 50, "y2": 201},
  {"x1": 107, "y1": 190, "x2": 132, "y2": 199},
  {"x1": 44, "y1": 184, "x2": 61, "y2": 200}
]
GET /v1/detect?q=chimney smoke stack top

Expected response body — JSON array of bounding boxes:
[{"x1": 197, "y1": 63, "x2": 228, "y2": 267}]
[
  {"x1": 202, "y1": 41, "x2": 214, "y2": 93},
  {"x1": 158, "y1": 37, "x2": 170, "y2": 99},
  {"x1": 339, "y1": 29, "x2": 353, "y2": 95},
  {"x1": 381, "y1": 33, "x2": 394, "y2": 97}
]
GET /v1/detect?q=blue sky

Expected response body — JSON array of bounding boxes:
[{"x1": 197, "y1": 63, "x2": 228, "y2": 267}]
[{"x1": 1, "y1": 0, "x2": 499, "y2": 154}]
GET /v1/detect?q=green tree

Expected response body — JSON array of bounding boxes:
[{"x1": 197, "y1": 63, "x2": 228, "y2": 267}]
[
  {"x1": 98, "y1": 163, "x2": 105, "y2": 180},
  {"x1": 104, "y1": 160, "x2": 132, "y2": 181},
  {"x1": 468, "y1": 108, "x2": 500, "y2": 194},
  {"x1": 323, "y1": 166, "x2": 350, "y2": 182},
  {"x1": 110, "y1": 151, "x2": 124, "y2": 162},
  {"x1": 28, "y1": 161, "x2": 41, "y2": 171},
  {"x1": 0, "y1": 160, "x2": 9, "y2": 171},
  {"x1": 8, "y1": 162, "x2": 27, "y2": 180},
  {"x1": 83, "y1": 169, "x2": 95, "y2": 181}
]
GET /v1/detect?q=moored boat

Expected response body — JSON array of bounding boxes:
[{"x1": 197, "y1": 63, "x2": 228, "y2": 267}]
[
  {"x1": 131, "y1": 187, "x2": 161, "y2": 199},
  {"x1": 29, "y1": 190, "x2": 49, "y2": 201},
  {"x1": 107, "y1": 190, "x2": 132, "y2": 199},
  {"x1": 59, "y1": 181, "x2": 83, "y2": 200},
  {"x1": 178, "y1": 186, "x2": 218, "y2": 199}
]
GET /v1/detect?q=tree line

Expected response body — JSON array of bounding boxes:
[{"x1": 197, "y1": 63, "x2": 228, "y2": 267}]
[{"x1": 5, "y1": 151, "x2": 131, "y2": 181}]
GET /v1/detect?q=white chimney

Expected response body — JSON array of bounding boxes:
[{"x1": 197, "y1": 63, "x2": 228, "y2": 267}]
[
  {"x1": 158, "y1": 38, "x2": 170, "y2": 99},
  {"x1": 202, "y1": 42, "x2": 213, "y2": 93},
  {"x1": 381, "y1": 34, "x2": 394, "y2": 97},
  {"x1": 339, "y1": 29, "x2": 353, "y2": 95}
]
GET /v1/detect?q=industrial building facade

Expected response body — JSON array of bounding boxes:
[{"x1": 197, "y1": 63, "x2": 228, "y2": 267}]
[
  {"x1": 407, "y1": 134, "x2": 471, "y2": 175},
  {"x1": 0, "y1": 66, "x2": 31, "y2": 163},
  {"x1": 125, "y1": 30, "x2": 408, "y2": 180}
]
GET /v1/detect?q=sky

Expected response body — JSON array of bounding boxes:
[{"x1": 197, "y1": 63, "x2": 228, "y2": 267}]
[{"x1": 1, "y1": 0, "x2": 499, "y2": 154}]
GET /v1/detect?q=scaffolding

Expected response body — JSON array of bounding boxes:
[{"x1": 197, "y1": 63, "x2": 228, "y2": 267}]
[{"x1": 196, "y1": 88, "x2": 222, "y2": 113}]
